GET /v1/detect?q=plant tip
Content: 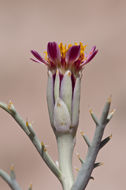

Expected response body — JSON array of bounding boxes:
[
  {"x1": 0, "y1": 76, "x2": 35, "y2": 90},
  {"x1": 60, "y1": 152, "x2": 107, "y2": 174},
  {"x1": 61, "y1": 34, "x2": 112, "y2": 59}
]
[
  {"x1": 80, "y1": 131, "x2": 84, "y2": 136},
  {"x1": 8, "y1": 100, "x2": 13, "y2": 110},
  {"x1": 109, "y1": 134, "x2": 112, "y2": 139},
  {"x1": 26, "y1": 121, "x2": 29, "y2": 127},
  {"x1": 89, "y1": 109, "x2": 93, "y2": 114},
  {"x1": 10, "y1": 164, "x2": 14, "y2": 171},
  {"x1": 107, "y1": 95, "x2": 112, "y2": 103},
  {"x1": 75, "y1": 167, "x2": 79, "y2": 172}
]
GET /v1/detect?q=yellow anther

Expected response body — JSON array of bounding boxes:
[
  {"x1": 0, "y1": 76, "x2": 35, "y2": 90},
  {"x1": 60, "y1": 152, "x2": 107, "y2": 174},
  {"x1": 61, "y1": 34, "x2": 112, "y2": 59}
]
[
  {"x1": 64, "y1": 44, "x2": 66, "y2": 51},
  {"x1": 79, "y1": 43, "x2": 87, "y2": 62},
  {"x1": 59, "y1": 42, "x2": 63, "y2": 49},
  {"x1": 59, "y1": 42, "x2": 87, "y2": 64},
  {"x1": 68, "y1": 44, "x2": 72, "y2": 49},
  {"x1": 80, "y1": 42, "x2": 84, "y2": 51},
  {"x1": 80, "y1": 43, "x2": 87, "y2": 51},
  {"x1": 80, "y1": 49, "x2": 84, "y2": 54},
  {"x1": 74, "y1": 42, "x2": 78, "y2": 45},
  {"x1": 44, "y1": 51, "x2": 48, "y2": 60},
  {"x1": 59, "y1": 42, "x2": 67, "y2": 57},
  {"x1": 80, "y1": 51, "x2": 84, "y2": 60}
]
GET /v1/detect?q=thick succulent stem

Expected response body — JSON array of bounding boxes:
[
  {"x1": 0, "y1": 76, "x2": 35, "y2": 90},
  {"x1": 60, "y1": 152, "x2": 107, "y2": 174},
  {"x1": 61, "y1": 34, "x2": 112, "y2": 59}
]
[{"x1": 57, "y1": 134, "x2": 75, "y2": 190}]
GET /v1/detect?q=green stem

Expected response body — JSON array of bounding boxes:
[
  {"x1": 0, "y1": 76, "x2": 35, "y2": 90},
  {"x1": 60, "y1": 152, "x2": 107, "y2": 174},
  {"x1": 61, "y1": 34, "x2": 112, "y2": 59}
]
[
  {"x1": 57, "y1": 134, "x2": 75, "y2": 190},
  {"x1": 0, "y1": 169, "x2": 21, "y2": 190},
  {"x1": 0, "y1": 102, "x2": 62, "y2": 184}
]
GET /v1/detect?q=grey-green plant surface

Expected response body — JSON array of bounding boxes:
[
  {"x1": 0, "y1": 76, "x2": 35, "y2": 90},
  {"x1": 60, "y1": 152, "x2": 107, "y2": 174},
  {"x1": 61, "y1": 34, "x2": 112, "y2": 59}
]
[{"x1": 0, "y1": 42, "x2": 115, "y2": 190}]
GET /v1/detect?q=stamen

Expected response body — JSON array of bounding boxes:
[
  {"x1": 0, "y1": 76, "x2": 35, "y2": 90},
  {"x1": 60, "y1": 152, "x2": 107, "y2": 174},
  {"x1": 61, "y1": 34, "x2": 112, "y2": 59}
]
[
  {"x1": 59, "y1": 43, "x2": 66, "y2": 58},
  {"x1": 68, "y1": 44, "x2": 72, "y2": 49},
  {"x1": 44, "y1": 51, "x2": 48, "y2": 60},
  {"x1": 74, "y1": 42, "x2": 78, "y2": 45}
]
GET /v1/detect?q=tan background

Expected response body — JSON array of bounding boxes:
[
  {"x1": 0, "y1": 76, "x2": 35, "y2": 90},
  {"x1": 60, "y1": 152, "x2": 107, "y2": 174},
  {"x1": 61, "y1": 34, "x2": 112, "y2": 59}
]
[{"x1": 0, "y1": 0, "x2": 126, "y2": 189}]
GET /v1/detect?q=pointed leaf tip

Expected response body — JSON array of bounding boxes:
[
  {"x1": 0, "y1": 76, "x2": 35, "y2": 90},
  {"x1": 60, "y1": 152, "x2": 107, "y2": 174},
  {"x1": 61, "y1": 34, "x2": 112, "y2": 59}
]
[
  {"x1": 89, "y1": 109, "x2": 93, "y2": 114},
  {"x1": 41, "y1": 141, "x2": 47, "y2": 151},
  {"x1": 94, "y1": 162, "x2": 103, "y2": 168},
  {"x1": 107, "y1": 109, "x2": 116, "y2": 121},
  {"x1": 90, "y1": 109, "x2": 99, "y2": 126},
  {"x1": 28, "y1": 184, "x2": 32, "y2": 190},
  {"x1": 107, "y1": 96, "x2": 112, "y2": 104},
  {"x1": 80, "y1": 131, "x2": 84, "y2": 136},
  {"x1": 100, "y1": 135, "x2": 112, "y2": 149},
  {"x1": 90, "y1": 176, "x2": 94, "y2": 180},
  {"x1": 10, "y1": 164, "x2": 16, "y2": 180},
  {"x1": 10, "y1": 164, "x2": 14, "y2": 171}
]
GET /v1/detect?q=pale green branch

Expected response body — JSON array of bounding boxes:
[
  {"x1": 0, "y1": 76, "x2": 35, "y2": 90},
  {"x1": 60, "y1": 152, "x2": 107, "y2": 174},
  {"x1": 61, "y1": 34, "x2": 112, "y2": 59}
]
[
  {"x1": 0, "y1": 102, "x2": 62, "y2": 184},
  {"x1": 72, "y1": 98, "x2": 114, "y2": 190},
  {"x1": 0, "y1": 168, "x2": 21, "y2": 190}
]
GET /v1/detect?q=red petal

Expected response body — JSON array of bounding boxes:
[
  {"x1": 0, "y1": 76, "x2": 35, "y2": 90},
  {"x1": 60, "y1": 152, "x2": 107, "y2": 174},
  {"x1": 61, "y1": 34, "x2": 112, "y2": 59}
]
[{"x1": 65, "y1": 45, "x2": 80, "y2": 64}]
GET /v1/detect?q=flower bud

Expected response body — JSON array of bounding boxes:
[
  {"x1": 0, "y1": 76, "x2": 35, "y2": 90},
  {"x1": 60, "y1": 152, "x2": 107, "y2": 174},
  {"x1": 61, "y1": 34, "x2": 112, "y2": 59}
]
[
  {"x1": 54, "y1": 98, "x2": 71, "y2": 133},
  {"x1": 31, "y1": 42, "x2": 98, "y2": 136}
]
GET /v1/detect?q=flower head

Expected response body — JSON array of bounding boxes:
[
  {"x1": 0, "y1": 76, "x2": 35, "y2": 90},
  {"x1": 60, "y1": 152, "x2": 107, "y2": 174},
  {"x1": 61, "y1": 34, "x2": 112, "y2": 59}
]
[
  {"x1": 31, "y1": 42, "x2": 98, "y2": 76},
  {"x1": 31, "y1": 42, "x2": 98, "y2": 135}
]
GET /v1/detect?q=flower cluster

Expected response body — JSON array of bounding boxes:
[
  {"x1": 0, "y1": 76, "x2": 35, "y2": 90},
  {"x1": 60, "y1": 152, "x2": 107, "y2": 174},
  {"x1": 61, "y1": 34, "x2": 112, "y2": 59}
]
[{"x1": 31, "y1": 42, "x2": 98, "y2": 135}]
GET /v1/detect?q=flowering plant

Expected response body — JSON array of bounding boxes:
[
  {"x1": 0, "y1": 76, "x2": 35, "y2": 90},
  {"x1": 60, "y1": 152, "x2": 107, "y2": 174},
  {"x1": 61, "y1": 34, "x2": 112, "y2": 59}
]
[
  {"x1": 0, "y1": 42, "x2": 114, "y2": 190},
  {"x1": 31, "y1": 42, "x2": 98, "y2": 135}
]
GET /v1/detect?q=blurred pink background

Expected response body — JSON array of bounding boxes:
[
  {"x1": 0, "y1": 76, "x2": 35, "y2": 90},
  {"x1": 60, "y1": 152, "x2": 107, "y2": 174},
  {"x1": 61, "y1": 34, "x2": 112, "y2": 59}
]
[{"x1": 0, "y1": 0, "x2": 126, "y2": 189}]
